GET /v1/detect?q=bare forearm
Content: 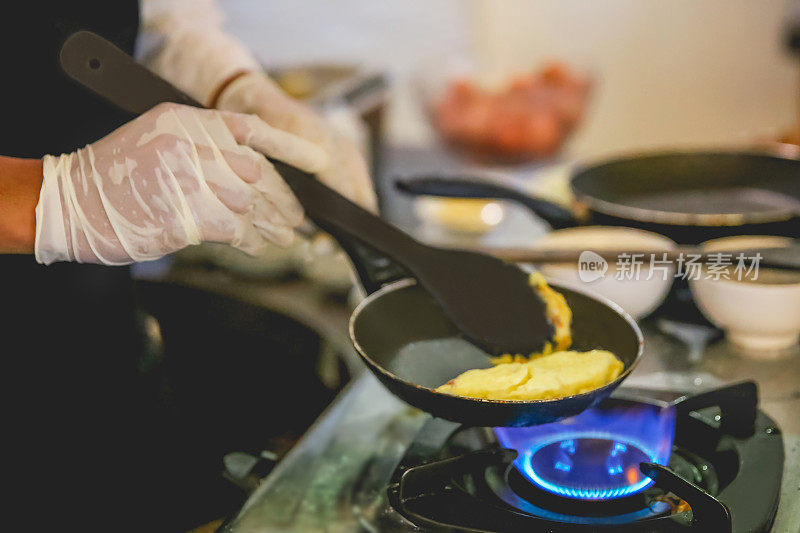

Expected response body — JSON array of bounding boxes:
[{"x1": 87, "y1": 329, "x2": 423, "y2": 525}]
[{"x1": 0, "y1": 156, "x2": 43, "y2": 254}]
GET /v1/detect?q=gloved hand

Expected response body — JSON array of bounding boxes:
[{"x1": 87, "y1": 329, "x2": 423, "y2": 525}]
[
  {"x1": 217, "y1": 72, "x2": 378, "y2": 211},
  {"x1": 140, "y1": 0, "x2": 375, "y2": 210},
  {"x1": 35, "y1": 103, "x2": 327, "y2": 265}
]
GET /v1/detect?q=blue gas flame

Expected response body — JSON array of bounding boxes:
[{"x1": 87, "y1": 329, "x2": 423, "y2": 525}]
[{"x1": 495, "y1": 401, "x2": 675, "y2": 500}]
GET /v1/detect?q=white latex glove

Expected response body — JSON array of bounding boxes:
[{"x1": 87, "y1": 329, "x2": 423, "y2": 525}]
[
  {"x1": 217, "y1": 72, "x2": 378, "y2": 211},
  {"x1": 140, "y1": 0, "x2": 261, "y2": 106},
  {"x1": 140, "y1": 1, "x2": 376, "y2": 209},
  {"x1": 35, "y1": 103, "x2": 328, "y2": 265}
]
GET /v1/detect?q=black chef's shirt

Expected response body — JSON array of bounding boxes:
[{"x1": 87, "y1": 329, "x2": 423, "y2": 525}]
[{"x1": 0, "y1": 2, "x2": 185, "y2": 531}]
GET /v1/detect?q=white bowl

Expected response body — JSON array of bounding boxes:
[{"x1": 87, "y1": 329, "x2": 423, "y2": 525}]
[
  {"x1": 689, "y1": 236, "x2": 800, "y2": 355},
  {"x1": 533, "y1": 226, "x2": 676, "y2": 319}
]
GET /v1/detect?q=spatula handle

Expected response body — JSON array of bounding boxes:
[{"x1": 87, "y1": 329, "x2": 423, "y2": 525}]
[
  {"x1": 60, "y1": 31, "x2": 202, "y2": 114},
  {"x1": 271, "y1": 160, "x2": 426, "y2": 269}
]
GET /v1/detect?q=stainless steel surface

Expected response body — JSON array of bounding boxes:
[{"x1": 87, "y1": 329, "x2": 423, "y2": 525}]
[{"x1": 225, "y1": 322, "x2": 800, "y2": 532}]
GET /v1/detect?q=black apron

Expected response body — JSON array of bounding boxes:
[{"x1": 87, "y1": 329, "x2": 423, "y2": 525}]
[{"x1": 2, "y1": 3, "x2": 197, "y2": 531}]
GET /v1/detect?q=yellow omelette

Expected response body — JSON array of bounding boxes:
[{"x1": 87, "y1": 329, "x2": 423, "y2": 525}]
[{"x1": 436, "y1": 273, "x2": 623, "y2": 401}]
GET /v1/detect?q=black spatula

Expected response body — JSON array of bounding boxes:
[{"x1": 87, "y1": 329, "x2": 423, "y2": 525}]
[
  {"x1": 275, "y1": 161, "x2": 553, "y2": 354},
  {"x1": 59, "y1": 31, "x2": 553, "y2": 355}
]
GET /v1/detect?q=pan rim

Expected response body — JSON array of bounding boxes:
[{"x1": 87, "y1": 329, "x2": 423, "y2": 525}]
[
  {"x1": 349, "y1": 277, "x2": 645, "y2": 406},
  {"x1": 571, "y1": 149, "x2": 800, "y2": 226}
]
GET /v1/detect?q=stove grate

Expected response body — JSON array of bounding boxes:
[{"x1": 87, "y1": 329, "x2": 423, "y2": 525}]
[{"x1": 387, "y1": 381, "x2": 783, "y2": 532}]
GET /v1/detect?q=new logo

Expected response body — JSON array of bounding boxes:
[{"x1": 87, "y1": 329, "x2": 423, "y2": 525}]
[{"x1": 578, "y1": 251, "x2": 608, "y2": 282}]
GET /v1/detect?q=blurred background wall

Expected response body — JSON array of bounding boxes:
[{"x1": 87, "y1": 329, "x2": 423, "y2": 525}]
[{"x1": 223, "y1": 0, "x2": 797, "y2": 158}]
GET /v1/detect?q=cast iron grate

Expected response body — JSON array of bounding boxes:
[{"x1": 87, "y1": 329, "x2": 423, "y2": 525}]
[{"x1": 387, "y1": 381, "x2": 783, "y2": 532}]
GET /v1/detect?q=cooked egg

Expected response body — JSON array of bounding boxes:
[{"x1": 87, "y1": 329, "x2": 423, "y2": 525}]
[
  {"x1": 437, "y1": 350, "x2": 623, "y2": 401},
  {"x1": 530, "y1": 271, "x2": 573, "y2": 352},
  {"x1": 437, "y1": 273, "x2": 623, "y2": 401}
]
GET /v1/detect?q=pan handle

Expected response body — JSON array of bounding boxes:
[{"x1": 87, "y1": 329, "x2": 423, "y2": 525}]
[
  {"x1": 271, "y1": 161, "x2": 419, "y2": 294},
  {"x1": 395, "y1": 176, "x2": 578, "y2": 230},
  {"x1": 59, "y1": 31, "x2": 406, "y2": 294}
]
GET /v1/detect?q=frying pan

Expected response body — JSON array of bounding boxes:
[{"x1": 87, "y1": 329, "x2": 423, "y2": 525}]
[
  {"x1": 350, "y1": 278, "x2": 643, "y2": 427},
  {"x1": 396, "y1": 151, "x2": 800, "y2": 244},
  {"x1": 59, "y1": 31, "x2": 645, "y2": 427}
]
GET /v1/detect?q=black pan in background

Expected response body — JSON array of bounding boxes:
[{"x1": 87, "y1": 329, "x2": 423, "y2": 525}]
[
  {"x1": 350, "y1": 279, "x2": 643, "y2": 428},
  {"x1": 396, "y1": 151, "x2": 800, "y2": 244}
]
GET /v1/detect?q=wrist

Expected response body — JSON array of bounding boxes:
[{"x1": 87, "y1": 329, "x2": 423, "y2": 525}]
[
  {"x1": 146, "y1": 28, "x2": 261, "y2": 107},
  {"x1": 209, "y1": 70, "x2": 254, "y2": 108},
  {"x1": 215, "y1": 71, "x2": 290, "y2": 114},
  {"x1": 0, "y1": 156, "x2": 43, "y2": 254}
]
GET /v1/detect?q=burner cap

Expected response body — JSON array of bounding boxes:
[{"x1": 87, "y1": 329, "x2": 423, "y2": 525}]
[
  {"x1": 495, "y1": 399, "x2": 676, "y2": 501},
  {"x1": 520, "y1": 434, "x2": 657, "y2": 500}
]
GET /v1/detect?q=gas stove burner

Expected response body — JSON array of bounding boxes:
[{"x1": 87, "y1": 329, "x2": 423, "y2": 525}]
[
  {"x1": 387, "y1": 381, "x2": 784, "y2": 532},
  {"x1": 495, "y1": 399, "x2": 676, "y2": 500},
  {"x1": 520, "y1": 435, "x2": 657, "y2": 499}
]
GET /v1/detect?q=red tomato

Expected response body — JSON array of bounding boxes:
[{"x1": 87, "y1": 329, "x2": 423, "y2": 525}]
[{"x1": 432, "y1": 62, "x2": 589, "y2": 159}]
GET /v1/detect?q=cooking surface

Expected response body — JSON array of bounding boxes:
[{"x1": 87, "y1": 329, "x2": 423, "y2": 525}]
[
  {"x1": 623, "y1": 188, "x2": 800, "y2": 216},
  {"x1": 223, "y1": 323, "x2": 800, "y2": 532}
]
